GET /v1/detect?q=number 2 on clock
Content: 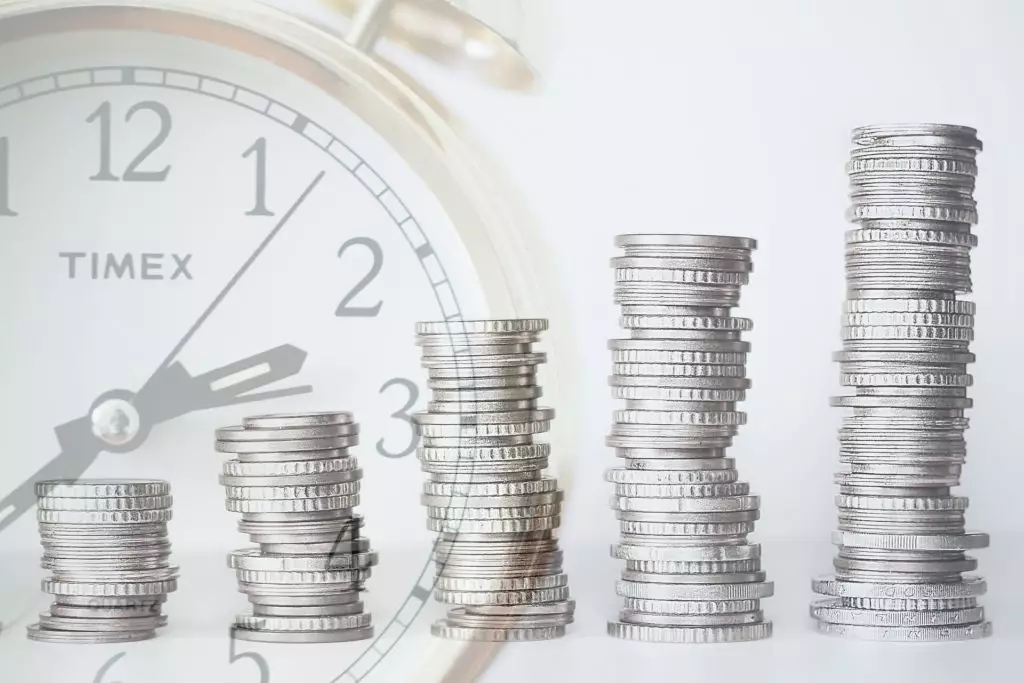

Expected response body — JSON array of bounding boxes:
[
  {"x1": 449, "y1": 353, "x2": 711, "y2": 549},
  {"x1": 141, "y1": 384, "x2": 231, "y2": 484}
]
[{"x1": 0, "y1": 136, "x2": 16, "y2": 216}]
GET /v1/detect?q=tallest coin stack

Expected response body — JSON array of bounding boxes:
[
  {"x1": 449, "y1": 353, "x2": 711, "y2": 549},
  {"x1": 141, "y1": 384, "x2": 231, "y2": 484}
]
[{"x1": 811, "y1": 124, "x2": 992, "y2": 641}]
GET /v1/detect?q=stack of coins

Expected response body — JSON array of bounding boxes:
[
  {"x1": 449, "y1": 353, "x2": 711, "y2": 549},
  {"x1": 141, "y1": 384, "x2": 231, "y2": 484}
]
[
  {"x1": 811, "y1": 124, "x2": 992, "y2": 641},
  {"x1": 216, "y1": 412, "x2": 377, "y2": 644},
  {"x1": 413, "y1": 319, "x2": 575, "y2": 641},
  {"x1": 605, "y1": 234, "x2": 773, "y2": 644},
  {"x1": 29, "y1": 479, "x2": 177, "y2": 644}
]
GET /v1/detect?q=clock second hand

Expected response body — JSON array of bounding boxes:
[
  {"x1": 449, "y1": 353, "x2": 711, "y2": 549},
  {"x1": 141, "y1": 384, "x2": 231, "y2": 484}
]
[
  {"x1": 0, "y1": 171, "x2": 326, "y2": 535},
  {"x1": 150, "y1": 170, "x2": 327, "y2": 375}
]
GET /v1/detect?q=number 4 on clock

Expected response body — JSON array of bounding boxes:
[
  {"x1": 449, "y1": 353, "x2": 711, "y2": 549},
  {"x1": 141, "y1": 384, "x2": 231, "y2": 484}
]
[{"x1": 0, "y1": 136, "x2": 16, "y2": 216}]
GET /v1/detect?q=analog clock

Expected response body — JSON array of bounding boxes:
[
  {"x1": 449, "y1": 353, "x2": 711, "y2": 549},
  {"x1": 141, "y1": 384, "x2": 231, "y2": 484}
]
[{"x1": 0, "y1": 1, "x2": 568, "y2": 681}]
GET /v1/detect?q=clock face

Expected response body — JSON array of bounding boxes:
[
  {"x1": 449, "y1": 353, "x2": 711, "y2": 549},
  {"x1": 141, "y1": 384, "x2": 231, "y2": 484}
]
[{"x1": 0, "y1": 8, "x2": 493, "y2": 682}]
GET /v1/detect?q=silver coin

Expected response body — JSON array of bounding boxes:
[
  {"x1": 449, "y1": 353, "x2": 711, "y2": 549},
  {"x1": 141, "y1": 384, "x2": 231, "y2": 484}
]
[
  {"x1": 246, "y1": 592, "x2": 361, "y2": 606},
  {"x1": 223, "y1": 455, "x2": 356, "y2": 477},
  {"x1": 811, "y1": 599, "x2": 983, "y2": 627},
  {"x1": 616, "y1": 580, "x2": 774, "y2": 601},
  {"x1": 253, "y1": 602, "x2": 365, "y2": 617},
  {"x1": 231, "y1": 625, "x2": 374, "y2": 643},
  {"x1": 220, "y1": 470, "x2": 363, "y2": 488},
  {"x1": 815, "y1": 620, "x2": 991, "y2": 641},
  {"x1": 229, "y1": 549, "x2": 378, "y2": 571},
  {"x1": 216, "y1": 435, "x2": 360, "y2": 453},
  {"x1": 35, "y1": 480, "x2": 171, "y2": 498},
  {"x1": 39, "y1": 612, "x2": 167, "y2": 632},
  {"x1": 235, "y1": 612, "x2": 372, "y2": 632},
  {"x1": 217, "y1": 423, "x2": 359, "y2": 442},
  {"x1": 27, "y1": 623, "x2": 156, "y2": 644},
  {"x1": 48, "y1": 604, "x2": 163, "y2": 619},
  {"x1": 619, "y1": 571, "x2": 766, "y2": 585},
  {"x1": 431, "y1": 619, "x2": 565, "y2": 641},
  {"x1": 619, "y1": 609, "x2": 763, "y2": 627},
  {"x1": 444, "y1": 610, "x2": 573, "y2": 630},
  {"x1": 607, "y1": 620, "x2": 771, "y2": 643},
  {"x1": 243, "y1": 412, "x2": 354, "y2": 429}
]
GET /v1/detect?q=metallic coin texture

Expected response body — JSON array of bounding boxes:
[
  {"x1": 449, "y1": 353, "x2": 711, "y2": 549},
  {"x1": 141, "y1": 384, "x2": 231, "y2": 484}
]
[
  {"x1": 215, "y1": 412, "x2": 377, "y2": 642},
  {"x1": 413, "y1": 319, "x2": 573, "y2": 640},
  {"x1": 605, "y1": 234, "x2": 773, "y2": 642},
  {"x1": 810, "y1": 124, "x2": 991, "y2": 640},
  {"x1": 28, "y1": 479, "x2": 177, "y2": 643}
]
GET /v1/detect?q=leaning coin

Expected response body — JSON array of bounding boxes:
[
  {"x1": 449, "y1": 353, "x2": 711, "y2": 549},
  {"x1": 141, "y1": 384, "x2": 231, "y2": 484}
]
[
  {"x1": 38, "y1": 612, "x2": 166, "y2": 632},
  {"x1": 219, "y1": 424, "x2": 359, "y2": 442},
  {"x1": 47, "y1": 603, "x2": 163, "y2": 619},
  {"x1": 619, "y1": 609, "x2": 763, "y2": 627},
  {"x1": 231, "y1": 626, "x2": 374, "y2": 643},
  {"x1": 608, "y1": 621, "x2": 771, "y2": 643},
  {"x1": 26, "y1": 624, "x2": 156, "y2": 644},
  {"x1": 431, "y1": 619, "x2": 564, "y2": 641},
  {"x1": 462, "y1": 600, "x2": 576, "y2": 617},
  {"x1": 815, "y1": 621, "x2": 991, "y2": 641},
  {"x1": 246, "y1": 592, "x2": 362, "y2": 607},
  {"x1": 253, "y1": 602, "x2": 365, "y2": 617},
  {"x1": 445, "y1": 608, "x2": 573, "y2": 629},
  {"x1": 243, "y1": 412, "x2": 354, "y2": 429}
]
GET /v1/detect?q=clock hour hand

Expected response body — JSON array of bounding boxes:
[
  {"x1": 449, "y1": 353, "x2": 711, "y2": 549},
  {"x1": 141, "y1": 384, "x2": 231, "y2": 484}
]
[
  {"x1": 0, "y1": 346, "x2": 310, "y2": 535},
  {"x1": 0, "y1": 417, "x2": 99, "y2": 534},
  {"x1": 134, "y1": 344, "x2": 313, "y2": 425}
]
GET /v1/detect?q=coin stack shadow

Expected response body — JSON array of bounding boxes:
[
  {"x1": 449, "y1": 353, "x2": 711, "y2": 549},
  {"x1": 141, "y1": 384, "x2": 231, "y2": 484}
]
[
  {"x1": 216, "y1": 412, "x2": 377, "y2": 644},
  {"x1": 605, "y1": 234, "x2": 773, "y2": 644},
  {"x1": 29, "y1": 479, "x2": 177, "y2": 644},
  {"x1": 413, "y1": 319, "x2": 575, "y2": 641},
  {"x1": 810, "y1": 124, "x2": 992, "y2": 641}
]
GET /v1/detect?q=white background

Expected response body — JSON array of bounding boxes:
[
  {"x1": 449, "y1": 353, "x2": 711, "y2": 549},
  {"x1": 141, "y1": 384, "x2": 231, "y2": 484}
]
[
  {"x1": 2, "y1": 1, "x2": 1021, "y2": 681},
  {"x1": 402, "y1": 0, "x2": 1024, "y2": 680}
]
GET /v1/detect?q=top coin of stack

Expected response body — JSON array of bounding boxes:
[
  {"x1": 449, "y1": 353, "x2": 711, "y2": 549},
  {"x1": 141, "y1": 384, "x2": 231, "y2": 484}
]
[
  {"x1": 606, "y1": 234, "x2": 773, "y2": 644},
  {"x1": 30, "y1": 479, "x2": 177, "y2": 644},
  {"x1": 413, "y1": 319, "x2": 575, "y2": 642},
  {"x1": 216, "y1": 411, "x2": 377, "y2": 644},
  {"x1": 811, "y1": 124, "x2": 992, "y2": 641}
]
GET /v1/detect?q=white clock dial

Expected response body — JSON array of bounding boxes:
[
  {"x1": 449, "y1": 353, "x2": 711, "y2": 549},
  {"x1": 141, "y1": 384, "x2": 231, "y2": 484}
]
[{"x1": 0, "y1": 3, "x2": 538, "y2": 682}]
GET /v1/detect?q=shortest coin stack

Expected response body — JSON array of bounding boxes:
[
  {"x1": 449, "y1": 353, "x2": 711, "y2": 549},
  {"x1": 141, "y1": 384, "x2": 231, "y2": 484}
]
[
  {"x1": 30, "y1": 479, "x2": 177, "y2": 644},
  {"x1": 414, "y1": 319, "x2": 575, "y2": 641},
  {"x1": 216, "y1": 411, "x2": 377, "y2": 644}
]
